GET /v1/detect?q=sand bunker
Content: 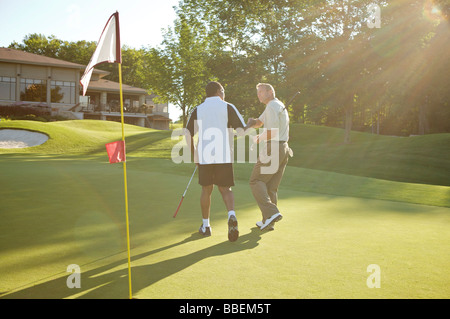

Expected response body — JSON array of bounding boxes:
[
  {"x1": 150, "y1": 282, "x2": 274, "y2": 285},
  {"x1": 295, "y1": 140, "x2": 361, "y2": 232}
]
[{"x1": 0, "y1": 129, "x2": 49, "y2": 149}]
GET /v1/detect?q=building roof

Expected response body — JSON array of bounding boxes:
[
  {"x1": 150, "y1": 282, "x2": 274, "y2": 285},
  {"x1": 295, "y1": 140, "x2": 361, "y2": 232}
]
[
  {"x1": 88, "y1": 79, "x2": 147, "y2": 95},
  {"x1": 0, "y1": 47, "x2": 146, "y2": 95},
  {"x1": 0, "y1": 47, "x2": 109, "y2": 75},
  {"x1": 0, "y1": 47, "x2": 84, "y2": 68}
]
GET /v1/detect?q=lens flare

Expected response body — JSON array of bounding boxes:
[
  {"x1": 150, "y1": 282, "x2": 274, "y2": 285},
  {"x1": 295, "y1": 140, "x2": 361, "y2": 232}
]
[{"x1": 423, "y1": 0, "x2": 444, "y2": 23}]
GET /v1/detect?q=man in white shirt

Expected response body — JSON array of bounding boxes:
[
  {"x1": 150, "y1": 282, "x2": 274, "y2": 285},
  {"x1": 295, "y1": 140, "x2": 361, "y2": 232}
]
[
  {"x1": 186, "y1": 81, "x2": 245, "y2": 241},
  {"x1": 246, "y1": 83, "x2": 291, "y2": 231}
]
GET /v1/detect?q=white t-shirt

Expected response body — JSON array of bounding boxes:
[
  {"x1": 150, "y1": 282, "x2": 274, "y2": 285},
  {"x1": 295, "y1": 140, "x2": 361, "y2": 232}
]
[
  {"x1": 186, "y1": 96, "x2": 245, "y2": 164},
  {"x1": 258, "y1": 98, "x2": 289, "y2": 142}
]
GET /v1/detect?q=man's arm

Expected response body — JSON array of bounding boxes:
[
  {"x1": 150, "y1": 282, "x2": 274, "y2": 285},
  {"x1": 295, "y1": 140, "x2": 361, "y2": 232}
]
[
  {"x1": 227, "y1": 104, "x2": 246, "y2": 130},
  {"x1": 245, "y1": 118, "x2": 264, "y2": 130},
  {"x1": 246, "y1": 117, "x2": 279, "y2": 143},
  {"x1": 185, "y1": 108, "x2": 198, "y2": 163},
  {"x1": 249, "y1": 103, "x2": 281, "y2": 143},
  {"x1": 184, "y1": 132, "x2": 198, "y2": 164}
]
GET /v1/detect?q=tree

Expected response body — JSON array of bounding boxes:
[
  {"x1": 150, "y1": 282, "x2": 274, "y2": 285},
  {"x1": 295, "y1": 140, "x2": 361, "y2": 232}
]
[
  {"x1": 100, "y1": 46, "x2": 149, "y2": 89},
  {"x1": 176, "y1": 0, "x2": 316, "y2": 119},
  {"x1": 10, "y1": 0, "x2": 449, "y2": 135},
  {"x1": 9, "y1": 33, "x2": 62, "y2": 58},
  {"x1": 145, "y1": 13, "x2": 212, "y2": 127},
  {"x1": 58, "y1": 40, "x2": 97, "y2": 66},
  {"x1": 365, "y1": 0, "x2": 450, "y2": 135}
]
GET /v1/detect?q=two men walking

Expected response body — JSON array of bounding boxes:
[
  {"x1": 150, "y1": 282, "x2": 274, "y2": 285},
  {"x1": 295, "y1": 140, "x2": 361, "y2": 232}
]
[{"x1": 186, "y1": 81, "x2": 291, "y2": 242}]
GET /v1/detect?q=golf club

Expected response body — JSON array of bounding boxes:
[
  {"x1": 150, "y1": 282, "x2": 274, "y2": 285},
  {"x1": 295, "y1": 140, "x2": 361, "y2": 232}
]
[
  {"x1": 173, "y1": 165, "x2": 197, "y2": 218},
  {"x1": 286, "y1": 90, "x2": 301, "y2": 107}
]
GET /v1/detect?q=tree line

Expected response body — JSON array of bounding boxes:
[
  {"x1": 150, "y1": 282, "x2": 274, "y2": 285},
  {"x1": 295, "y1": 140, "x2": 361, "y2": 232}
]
[{"x1": 9, "y1": 0, "x2": 449, "y2": 137}]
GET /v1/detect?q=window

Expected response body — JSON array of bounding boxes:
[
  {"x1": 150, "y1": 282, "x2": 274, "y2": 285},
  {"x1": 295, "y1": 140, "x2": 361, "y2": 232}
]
[
  {"x1": 20, "y1": 78, "x2": 47, "y2": 102},
  {"x1": 51, "y1": 81, "x2": 76, "y2": 104},
  {"x1": 0, "y1": 77, "x2": 16, "y2": 101},
  {"x1": 155, "y1": 104, "x2": 168, "y2": 113}
]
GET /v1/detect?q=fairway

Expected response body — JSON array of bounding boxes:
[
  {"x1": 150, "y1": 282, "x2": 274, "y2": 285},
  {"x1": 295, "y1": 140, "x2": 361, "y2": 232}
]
[{"x1": 0, "y1": 120, "x2": 449, "y2": 299}]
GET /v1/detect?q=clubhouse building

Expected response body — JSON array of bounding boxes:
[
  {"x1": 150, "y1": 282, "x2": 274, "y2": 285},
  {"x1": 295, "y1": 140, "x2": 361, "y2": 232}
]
[{"x1": 0, "y1": 47, "x2": 171, "y2": 129}]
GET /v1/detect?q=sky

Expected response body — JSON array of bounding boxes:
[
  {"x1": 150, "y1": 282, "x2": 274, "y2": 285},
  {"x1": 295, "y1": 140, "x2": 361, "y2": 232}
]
[{"x1": 0, "y1": 0, "x2": 182, "y2": 120}]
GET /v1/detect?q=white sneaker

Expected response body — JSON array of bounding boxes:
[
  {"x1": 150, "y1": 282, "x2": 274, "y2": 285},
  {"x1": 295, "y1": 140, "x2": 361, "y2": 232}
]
[
  {"x1": 199, "y1": 225, "x2": 211, "y2": 237},
  {"x1": 260, "y1": 213, "x2": 283, "y2": 230},
  {"x1": 256, "y1": 220, "x2": 274, "y2": 231}
]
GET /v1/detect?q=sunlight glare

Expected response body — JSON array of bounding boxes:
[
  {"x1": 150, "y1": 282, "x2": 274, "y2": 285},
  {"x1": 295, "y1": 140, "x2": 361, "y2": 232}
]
[{"x1": 423, "y1": 0, "x2": 444, "y2": 23}]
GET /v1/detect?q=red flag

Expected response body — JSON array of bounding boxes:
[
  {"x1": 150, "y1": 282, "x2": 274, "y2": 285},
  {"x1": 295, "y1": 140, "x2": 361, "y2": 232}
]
[
  {"x1": 105, "y1": 140, "x2": 126, "y2": 163},
  {"x1": 80, "y1": 12, "x2": 121, "y2": 96}
]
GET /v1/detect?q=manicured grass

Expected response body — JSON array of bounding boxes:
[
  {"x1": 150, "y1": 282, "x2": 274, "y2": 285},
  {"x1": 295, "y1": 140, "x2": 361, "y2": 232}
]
[
  {"x1": 2, "y1": 120, "x2": 449, "y2": 187},
  {"x1": 287, "y1": 124, "x2": 450, "y2": 186},
  {"x1": 0, "y1": 120, "x2": 177, "y2": 157},
  {"x1": 0, "y1": 120, "x2": 449, "y2": 299}
]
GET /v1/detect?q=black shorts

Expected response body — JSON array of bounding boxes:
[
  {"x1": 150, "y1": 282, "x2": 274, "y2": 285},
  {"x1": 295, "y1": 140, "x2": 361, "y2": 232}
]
[{"x1": 198, "y1": 163, "x2": 235, "y2": 187}]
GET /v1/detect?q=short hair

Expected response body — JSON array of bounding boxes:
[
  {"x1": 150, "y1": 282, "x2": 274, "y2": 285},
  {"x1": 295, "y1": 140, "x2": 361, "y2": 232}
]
[
  {"x1": 206, "y1": 81, "x2": 224, "y2": 97},
  {"x1": 256, "y1": 83, "x2": 275, "y2": 96}
]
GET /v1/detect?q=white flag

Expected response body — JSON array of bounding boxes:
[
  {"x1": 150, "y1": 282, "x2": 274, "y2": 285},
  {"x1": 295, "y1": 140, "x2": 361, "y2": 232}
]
[{"x1": 80, "y1": 12, "x2": 121, "y2": 96}]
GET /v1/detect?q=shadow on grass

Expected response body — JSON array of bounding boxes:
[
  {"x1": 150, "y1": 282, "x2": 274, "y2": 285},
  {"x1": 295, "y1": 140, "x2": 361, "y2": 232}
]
[{"x1": 1, "y1": 228, "x2": 262, "y2": 299}]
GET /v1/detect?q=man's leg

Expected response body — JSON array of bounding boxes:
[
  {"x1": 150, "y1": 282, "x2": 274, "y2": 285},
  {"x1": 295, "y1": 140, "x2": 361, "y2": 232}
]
[
  {"x1": 249, "y1": 161, "x2": 279, "y2": 221},
  {"x1": 201, "y1": 184, "x2": 214, "y2": 219},
  {"x1": 218, "y1": 186, "x2": 239, "y2": 242},
  {"x1": 218, "y1": 186, "x2": 234, "y2": 212},
  {"x1": 250, "y1": 143, "x2": 289, "y2": 230},
  {"x1": 266, "y1": 151, "x2": 289, "y2": 206},
  {"x1": 200, "y1": 184, "x2": 213, "y2": 236}
]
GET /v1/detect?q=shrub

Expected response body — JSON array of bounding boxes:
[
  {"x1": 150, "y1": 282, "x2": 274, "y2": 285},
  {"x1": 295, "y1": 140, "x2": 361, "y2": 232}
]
[{"x1": 0, "y1": 105, "x2": 50, "y2": 118}]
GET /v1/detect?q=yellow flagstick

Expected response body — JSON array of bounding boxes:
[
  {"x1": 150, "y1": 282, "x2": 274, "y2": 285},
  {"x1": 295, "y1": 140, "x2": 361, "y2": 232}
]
[{"x1": 118, "y1": 63, "x2": 132, "y2": 299}]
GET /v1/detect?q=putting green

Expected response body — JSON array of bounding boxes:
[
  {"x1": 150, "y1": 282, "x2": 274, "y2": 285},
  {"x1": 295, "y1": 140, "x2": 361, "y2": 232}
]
[
  {"x1": 0, "y1": 157, "x2": 448, "y2": 299},
  {"x1": 0, "y1": 120, "x2": 449, "y2": 299}
]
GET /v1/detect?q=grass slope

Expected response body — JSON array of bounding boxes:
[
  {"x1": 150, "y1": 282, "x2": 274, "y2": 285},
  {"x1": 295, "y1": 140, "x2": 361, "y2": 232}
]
[
  {"x1": 288, "y1": 124, "x2": 450, "y2": 187},
  {"x1": 1, "y1": 120, "x2": 449, "y2": 186},
  {"x1": 0, "y1": 120, "x2": 449, "y2": 299},
  {"x1": 0, "y1": 120, "x2": 176, "y2": 157}
]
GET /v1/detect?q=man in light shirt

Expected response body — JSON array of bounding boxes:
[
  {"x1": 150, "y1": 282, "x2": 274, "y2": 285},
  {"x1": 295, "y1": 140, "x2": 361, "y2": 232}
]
[{"x1": 246, "y1": 83, "x2": 292, "y2": 231}]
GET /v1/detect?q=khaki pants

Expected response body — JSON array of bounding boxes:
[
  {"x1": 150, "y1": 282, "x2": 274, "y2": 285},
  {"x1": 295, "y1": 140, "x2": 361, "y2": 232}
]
[{"x1": 249, "y1": 141, "x2": 290, "y2": 221}]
